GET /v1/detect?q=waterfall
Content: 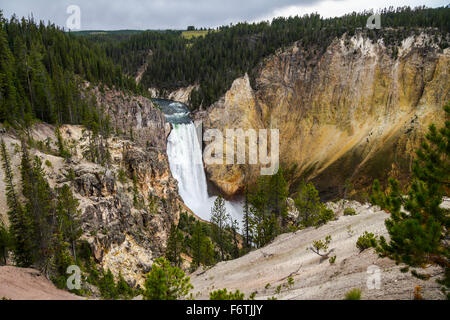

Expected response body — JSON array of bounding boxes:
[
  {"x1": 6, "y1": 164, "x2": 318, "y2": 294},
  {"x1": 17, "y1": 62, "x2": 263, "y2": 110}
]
[
  {"x1": 167, "y1": 123, "x2": 209, "y2": 216},
  {"x1": 166, "y1": 122, "x2": 243, "y2": 224}
]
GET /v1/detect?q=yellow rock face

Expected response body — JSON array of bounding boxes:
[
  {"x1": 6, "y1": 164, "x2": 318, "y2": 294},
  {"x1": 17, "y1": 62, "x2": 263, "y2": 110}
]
[{"x1": 200, "y1": 33, "x2": 449, "y2": 199}]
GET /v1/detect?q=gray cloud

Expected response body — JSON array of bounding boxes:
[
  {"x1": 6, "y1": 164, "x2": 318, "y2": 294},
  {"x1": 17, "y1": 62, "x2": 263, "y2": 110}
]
[
  {"x1": 0, "y1": 0, "x2": 445, "y2": 30},
  {"x1": 0, "y1": 0, "x2": 341, "y2": 30}
]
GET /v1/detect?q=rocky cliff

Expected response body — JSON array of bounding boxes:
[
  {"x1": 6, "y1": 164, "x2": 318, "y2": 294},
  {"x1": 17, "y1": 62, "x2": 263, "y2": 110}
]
[
  {"x1": 148, "y1": 85, "x2": 199, "y2": 105},
  {"x1": 0, "y1": 87, "x2": 187, "y2": 288},
  {"x1": 198, "y1": 32, "x2": 450, "y2": 199}
]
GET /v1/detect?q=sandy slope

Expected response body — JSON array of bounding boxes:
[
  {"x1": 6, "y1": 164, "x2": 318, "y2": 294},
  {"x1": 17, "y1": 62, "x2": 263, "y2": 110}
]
[
  {"x1": 0, "y1": 266, "x2": 84, "y2": 300},
  {"x1": 189, "y1": 201, "x2": 447, "y2": 300}
]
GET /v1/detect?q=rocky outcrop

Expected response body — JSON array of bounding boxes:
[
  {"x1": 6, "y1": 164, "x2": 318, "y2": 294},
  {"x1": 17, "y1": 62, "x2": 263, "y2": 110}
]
[
  {"x1": 199, "y1": 32, "x2": 450, "y2": 199},
  {"x1": 0, "y1": 86, "x2": 188, "y2": 288},
  {"x1": 149, "y1": 85, "x2": 199, "y2": 105},
  {"x1": 168, "y1": 85, "x2": 199, "y2": 105},
  {"x1": 61, "y1": 125, "x2": 186, "y2": 287},
  {"x1": 86, "y1": 85, "x2": 171, "y2": 150},
  {"x1": 197, "y1": 75, "x2": 264, "y2": 196}
]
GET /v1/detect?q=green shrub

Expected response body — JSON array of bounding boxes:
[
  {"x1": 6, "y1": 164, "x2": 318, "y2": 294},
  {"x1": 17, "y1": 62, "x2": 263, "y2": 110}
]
[
  {"x1": 287, "y1": 277, "x2": 295, "y2": 288},
  {"x1": 344, "y1": 288, "x2": 362, "y2": 300},
  {"x1": 343, "y1": 208, "x2": 357, "y2": 216},
  {"x1": 248, "y1": 291, "x2": 257, "y2": 300},
  {"x1": 143, "y1": 257, "x2": 193, "y2": 300},
  {"x1": 117, "y1": 168, "x2": 127, "y2": 184},
  {"x1": 44, "y1": 159, "x2": 53, "y2": 168},
  {"x1": 295, "y1": 182, "x2": 335, "y2": 228},
  {"x1": 275, "y1": 285, "x2": 282, "y2": 294},
  {"x1": 209, "y1": 288, "x2": 245, "y2": 300},
  {"x1": 116, "y1": 273, "x2": 134, "y2": 299},
  {"x1": 98, "y1": 269, "x2": 119, "y2": 299},
  {"x1": 356, "y1": 231, "x2": 378, "y2": 252},
  {"x1": 329, "y1": 255, "x2": 337, "y2": 264},
  {"x1": 310, "y1": 235, "x2": 332, "y2": 256}
]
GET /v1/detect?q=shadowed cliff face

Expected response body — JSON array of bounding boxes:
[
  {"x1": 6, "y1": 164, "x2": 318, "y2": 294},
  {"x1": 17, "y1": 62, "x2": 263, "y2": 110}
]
[{"x1": 199, "y1": 32, "x2": 450, "y2": 199}]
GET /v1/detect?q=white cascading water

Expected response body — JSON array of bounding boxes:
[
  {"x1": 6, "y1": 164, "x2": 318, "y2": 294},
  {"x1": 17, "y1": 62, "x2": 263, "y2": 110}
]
[{"x1": 167, "y1": 122, "x2": 243, "y2": 224}]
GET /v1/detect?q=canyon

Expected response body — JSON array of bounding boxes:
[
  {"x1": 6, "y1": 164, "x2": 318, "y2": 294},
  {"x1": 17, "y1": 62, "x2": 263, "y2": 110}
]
[
  {"x1": 0, "y1": 29, "x2": 448, "y2": 300},
  {"x1": 196, "y1": 32, "x2": 449, "y2": 200}
]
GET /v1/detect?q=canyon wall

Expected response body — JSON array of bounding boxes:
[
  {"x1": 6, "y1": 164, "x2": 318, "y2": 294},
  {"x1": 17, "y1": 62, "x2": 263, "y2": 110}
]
[
  {"x1": 199, "y1": 32, "x2": 450, "y2": 199},
  {"x1": 0, "y1": 87, "x2": 187, "y2": 287}
]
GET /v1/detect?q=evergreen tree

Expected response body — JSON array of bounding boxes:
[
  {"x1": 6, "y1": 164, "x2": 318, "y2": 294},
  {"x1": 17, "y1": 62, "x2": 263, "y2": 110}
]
[
  {"x1": 55, "y1": 126, "x2": 71, "y2": 159},
  {"x1": 98, "y1": 269, "x2": 119, "y2": 299},
  {"x1": 210, "y1": 196, "x2": 230, "y2": 261},
  {"x1": 229, "y1": 217, "x2": 240, "y2": 259},
  {"x1": 294, "y1": 181, "x2": 334, "y2": 228},
  {"x1": 241, "y1": 185, "x2": 252, "y2": 250},
  {"x1": 116, "y1": 272, "x2": 134, "y2": 299},
  {"x1": 0, "y1": 13, "x2": 20, "y2": 125},
  {"x1": 55, "y1": 184, "x2": 82, "y2": 262},
  {"x1": 0, "y1": 139, "x2": 33, "y2": 266},
  {"x1": 371, "y1": 104, "x2": 450, "y2": 297},
  {"x1": 166, "y1": 223, "x2": 184, "y2": 267},
  {"x1": 20, "y1": 141, "x2": 55, "y2": 274},
  {"x1": 143, "y1": 257, "x2": 193, "y2": 300},
  {"x1": 0, "y1": 218, "x2": 12, "y2": 265},
  {"x1": 267, "y1": 168, "x2": 288, "y2": 229},
  {"x1": 247, "y1": 176, "x2": 283, "y2": 248}
]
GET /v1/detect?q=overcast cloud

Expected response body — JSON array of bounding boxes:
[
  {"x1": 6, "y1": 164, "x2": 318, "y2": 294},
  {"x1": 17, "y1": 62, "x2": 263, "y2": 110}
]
[{"x1": 0, "y1": 0, "x2": 447, "y2": 30}]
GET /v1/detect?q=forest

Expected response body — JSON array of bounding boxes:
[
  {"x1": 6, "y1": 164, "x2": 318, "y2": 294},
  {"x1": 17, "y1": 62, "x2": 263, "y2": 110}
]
[
  {"x1": 80, "y1": 6, "x2": 450, "y2": 109},
  {"x1": 0, "y1": 12, "x2": 147, "y2": 131}
]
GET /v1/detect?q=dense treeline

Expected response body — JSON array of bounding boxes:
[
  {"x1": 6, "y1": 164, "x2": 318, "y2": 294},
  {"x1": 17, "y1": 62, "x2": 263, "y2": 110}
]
[
  {"x1": 92, "y1": 6, "x2": 450, "y2": 109},
  {"x1": 0, "y1": 12, "x2": 146, "y2": 128},
  {"x1": 0, "y1": 137, "x2": 82, "y2": 285},
  {"x1": 100, "y1": 31, "x2": 186, "y2": 78}
]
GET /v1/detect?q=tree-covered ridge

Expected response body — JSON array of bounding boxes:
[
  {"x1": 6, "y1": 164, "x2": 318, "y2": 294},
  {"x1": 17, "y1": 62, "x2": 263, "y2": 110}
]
[
  {"x1": 91, "y1": 6, "x2": 450, "y2": 110},
  {"x1": 0, "y1": 12, "x2": 147, "y2": 128}
]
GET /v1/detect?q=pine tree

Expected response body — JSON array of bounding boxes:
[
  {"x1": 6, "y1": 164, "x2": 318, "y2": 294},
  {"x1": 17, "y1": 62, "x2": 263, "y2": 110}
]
[
  {"x1": 55, "y1": 126, "x2": 71, "y2": 159},
  {"x1": 241, "y1": 185, "x2": 252, "y2": 250},
  {"x1": 190, "y1": 221, "x2": 205, "y2": 269},
  {"x1": 0, "y1": 15, "x2": 20, "y2": 125},
  {"x1": 294, "y1": 181, "x2": 334, "y2": 228},
  {"x1": 210, "y1": 196, "x2": 230, "y2": 261},
  {"x1": 248, "y1": 176, "x2": 278, "y2": 248},
  {"x1": 143, "y1": 257, "x2": 193, "y2": 300},
  {"x1": 166, "y1": 223, "x2": 184, "y2": 267},
  {"x1": 0, "y1": 217, "x2": 12, "y2": 265},
  {"x1": 0, "y1": 139, "x2": 33, "y2": 266},
  {"x1": 371, "y1": 104, "x2": 450, "y2": 297},
  {"x1": 229, "y1": 217, "x2": 240, "y2": 259},
  {"x1": 55, "y1": 184, "x2": 82, "y2": 262},
  {"x1": 98, "y1": 269, "x2": 119, "y2": 299},
  {"x1": 267, "y1": 168, "x2": 288, "y2": 229},
  {"x1": 20, "y1": 141, "x2": 55, "y2": 274}
]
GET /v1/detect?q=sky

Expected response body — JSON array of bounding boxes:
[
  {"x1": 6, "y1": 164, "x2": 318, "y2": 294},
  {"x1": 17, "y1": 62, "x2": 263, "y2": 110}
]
[{"x1": 0, "y1": 0, "x2": 448, "y2": 31}]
